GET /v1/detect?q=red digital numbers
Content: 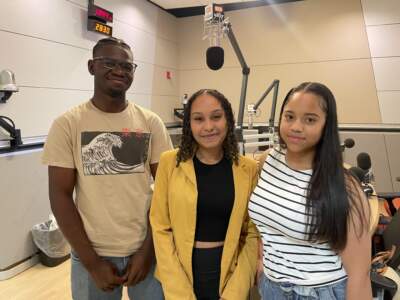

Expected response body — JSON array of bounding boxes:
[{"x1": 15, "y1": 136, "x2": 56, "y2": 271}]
[
  {"x1": 95, "y1": 8, "x2": 112, "y2": 22},
  {"x1": 88, "y1": 4, "x2": 113, "y2": 36}
]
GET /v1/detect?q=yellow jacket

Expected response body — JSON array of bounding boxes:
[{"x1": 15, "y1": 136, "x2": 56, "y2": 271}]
[{"x1": 150, "y1": 149, "x2": 259, "y2": 300}]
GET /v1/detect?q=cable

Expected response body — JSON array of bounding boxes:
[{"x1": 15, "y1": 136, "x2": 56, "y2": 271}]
[{"x1": 0, "y1": 115, "x2": 16, "y2": 129}]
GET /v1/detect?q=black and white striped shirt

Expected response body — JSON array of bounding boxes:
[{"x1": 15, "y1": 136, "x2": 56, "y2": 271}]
[{"x1": 248, "y1": 148, "x2": 347, "y2": 287}]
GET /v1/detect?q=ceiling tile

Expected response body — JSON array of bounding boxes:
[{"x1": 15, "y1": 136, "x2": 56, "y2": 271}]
[{"x1": 150, "y1": 0, "x2": 245, "y2": 9}]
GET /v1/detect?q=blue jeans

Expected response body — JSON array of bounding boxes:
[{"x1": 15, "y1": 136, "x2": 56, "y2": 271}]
[
  {"x1": 71, "y1": 252, "x2": 164, "y2": 300},
  {"x1": 258, "y1": 272, "x2": 347, "y2": 300}
]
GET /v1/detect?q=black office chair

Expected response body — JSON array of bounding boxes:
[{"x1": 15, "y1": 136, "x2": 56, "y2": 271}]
[{"x1": 371, "y1": 210, "x2": 400, "y2": 299}]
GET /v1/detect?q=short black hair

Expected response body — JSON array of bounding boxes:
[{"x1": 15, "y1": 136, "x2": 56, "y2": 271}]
[{"x1": 92, "y1": 37, "x2": 131, "y2": 57}]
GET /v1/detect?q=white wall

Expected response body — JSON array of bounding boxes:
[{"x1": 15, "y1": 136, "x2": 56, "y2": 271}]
[
  {"x1": 362, "y1": 0, "x2": 400, "y2": 124},
  {"x1": 0, "y1": 0, "x2": 179, "y2": 139},
  {"x1": 1, "y1": 0, "x2": 399, "y2": 139},
  {"x1": 177, "y1": 0, "x2": 382, "y2": 125}
]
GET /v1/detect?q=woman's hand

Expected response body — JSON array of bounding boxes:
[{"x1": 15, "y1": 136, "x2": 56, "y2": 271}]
[
  {"x1": 256, "y1": 258, "x2": 264, "y2": 286},
  {"x1": 256, "y1": 238, "x2": 264, "y2": 286}
]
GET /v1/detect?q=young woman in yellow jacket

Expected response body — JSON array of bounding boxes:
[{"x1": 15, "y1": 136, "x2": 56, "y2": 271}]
[{"x1": 150, "y1": 89, "x2": 259, "y2": 300}]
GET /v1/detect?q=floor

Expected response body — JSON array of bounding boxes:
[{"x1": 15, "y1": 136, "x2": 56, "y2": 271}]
[
  {"x1": 0, "y1": 260, "x2": 263, "y2": 300},
  {"x1": 0, "y1": 260, "x2": 129, "y2": 300}
]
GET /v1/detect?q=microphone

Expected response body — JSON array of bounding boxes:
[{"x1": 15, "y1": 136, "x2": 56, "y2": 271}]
[
  {"x1": 340, "y1": 138, "x2": 355, "y2": 152},
  {"x1": 357, "y1": 152, "x2": 374, "y2": 185},
  {"x1": 349, "y1": 166, "x2": 373, "y2": 197},
  {"x1": 349, "y1": 166, "x2": 367, "y2": 183},
  {"x1": 206, "y1": 47, "x2": 224, "y2": 70},
  {"x1": 357, "y1": 152, "x2": 371, "y2": 170},
  {"x1": 182, "y1": 93, "x2": 188, "y2": 109},
  {"x1": 204, "y1": 3, "x2": 225, "y2": 70},
  {"x1": 343, "y1": 138, "x2": 355, "y2": 149}
]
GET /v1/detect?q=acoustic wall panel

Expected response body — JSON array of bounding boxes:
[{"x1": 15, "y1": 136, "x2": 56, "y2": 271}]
[
  {"x1": 0, "y1": 0, "x2": 179, "y2": 139},
  {"x1": 377, "y1": 91, "x2": 400, "y2": 124},
  {"x1": 361, "y1": 0, "x2": 400, "y2": 26},
  {"x1": 341, "y1": 132, "x2": 393, "y2": 193},
  {"x1": 0, "y1": 150, "x2": 50, "y2": 270},
  {"x1": 179, "y1": 58, "x2": 381, "y2": 124},
  {"x1": 372, "y1": 57, "x2": 400, "y2": 91},
  {"x1": 384, "y1": 133, "x2": 400, "y2": 192},
  {"x1": 367, "y1": 24, "x2": 400, "y2": 58},
  {"x1": 178, "y1": 0, "x2": 371, "y2": 70}
]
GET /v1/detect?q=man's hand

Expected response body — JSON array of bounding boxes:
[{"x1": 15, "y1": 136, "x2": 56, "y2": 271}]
[
  {"x1": 87, "y1": 259, "x2": 125, "y2": 292},
  {"x1": 123, "y1": 250, "x2": 153, "y2": 286}
]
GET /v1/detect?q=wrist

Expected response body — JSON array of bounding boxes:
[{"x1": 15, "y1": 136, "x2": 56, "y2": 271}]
[
  {"x1": 138, "y1": 240, "x2": 155, "y2": 258},
  {"x1": 79, "y1": 251, "x2": 101, "y2": 272},
  {"x1": 136, "y1": 248, "x2": 155, "y2": 262}
]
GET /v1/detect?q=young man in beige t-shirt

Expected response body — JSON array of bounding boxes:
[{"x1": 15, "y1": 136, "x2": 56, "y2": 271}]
[{"x1": 42, "y1": 37, "x2": 172, "y2": 300}]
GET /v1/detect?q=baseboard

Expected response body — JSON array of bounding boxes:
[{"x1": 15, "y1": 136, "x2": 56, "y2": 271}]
[{"x1": 0, "y1": 255, "x2": 39, "y2": 281}]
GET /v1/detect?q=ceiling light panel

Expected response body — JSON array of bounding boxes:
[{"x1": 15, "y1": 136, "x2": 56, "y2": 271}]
[{"x1": 150, "y1": 0, "x2": 249, "y2": 10}]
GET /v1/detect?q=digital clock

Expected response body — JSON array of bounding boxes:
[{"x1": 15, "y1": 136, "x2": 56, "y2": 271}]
[
  {"x1": 87, "y1": 19, "x2": 112, "y2": 37},
  {"x1": 88, "y1": 4, "x2": 113, "y2": 23}
]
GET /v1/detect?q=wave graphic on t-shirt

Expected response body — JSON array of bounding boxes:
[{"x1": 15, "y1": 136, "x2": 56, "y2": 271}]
[{"x1": 82, "y1": 133, "x2": 142, "y2": 175}]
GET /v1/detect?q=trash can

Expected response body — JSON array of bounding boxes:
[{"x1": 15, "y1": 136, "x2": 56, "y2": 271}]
[{"x1": 31, "y1": 215, "x2": 70, "y2": 267}]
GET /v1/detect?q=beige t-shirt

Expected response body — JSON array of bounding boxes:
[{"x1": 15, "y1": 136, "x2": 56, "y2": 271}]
[{"x1": 42, "y1": 101, "x2": 172, "y2": 257}]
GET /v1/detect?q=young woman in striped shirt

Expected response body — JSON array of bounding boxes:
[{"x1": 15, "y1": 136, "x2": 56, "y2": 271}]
[{"x1": 248, "y1": 82, "x2": 371, "y2": 300}]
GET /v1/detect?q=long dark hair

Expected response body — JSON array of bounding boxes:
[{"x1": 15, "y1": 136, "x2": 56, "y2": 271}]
[
  {"x1": 176, "y1": 89, "x2": 239, "y2": 166},
  {"x1": 278, "y1": 82, "x2": 368, "y2": 251}
]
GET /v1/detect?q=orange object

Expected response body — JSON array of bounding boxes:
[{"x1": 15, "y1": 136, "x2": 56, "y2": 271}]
[
  {"x1": 383, "y1": 200, "x2": 392, "y2": 216},
  {"x1": 393, "y1": 198, "x2": 400, "y2": 211}
]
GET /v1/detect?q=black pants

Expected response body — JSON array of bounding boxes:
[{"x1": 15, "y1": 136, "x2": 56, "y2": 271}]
[{"x1": 192, "y1": 246, "x2": 223, "y2": 300}]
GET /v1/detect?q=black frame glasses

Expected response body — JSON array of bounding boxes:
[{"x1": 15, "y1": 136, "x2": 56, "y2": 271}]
[{"x1": 92, "y1": 56, "x2": 138, "y2": 73}]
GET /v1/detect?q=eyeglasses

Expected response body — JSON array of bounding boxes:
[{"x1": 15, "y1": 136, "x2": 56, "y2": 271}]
[{"x1": 92, "y1": 57, "x2": 138, "y2": 73}]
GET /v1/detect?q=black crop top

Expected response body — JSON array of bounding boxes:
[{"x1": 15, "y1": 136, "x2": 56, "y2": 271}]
[{"x1": 193, "y1": 155, "x2": 234, "y2": 242}]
